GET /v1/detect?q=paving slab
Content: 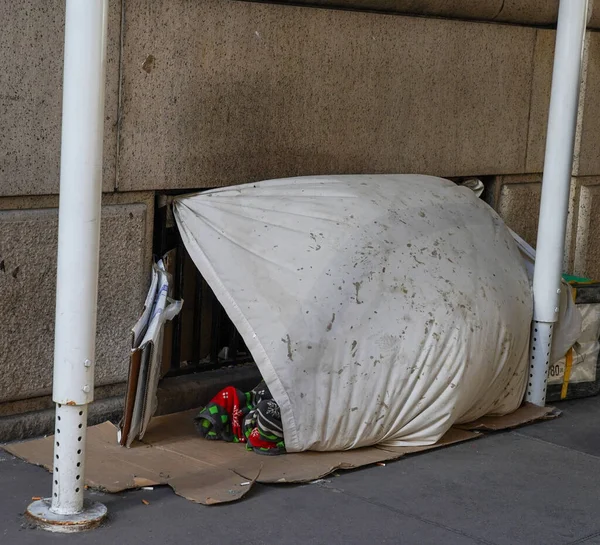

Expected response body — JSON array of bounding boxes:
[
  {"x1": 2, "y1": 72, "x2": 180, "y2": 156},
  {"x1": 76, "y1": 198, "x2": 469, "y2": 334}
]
[
  {"x1": 316, "y1": 432, "x2": 600, "y2": 545},
  {"x1": 517, "y1": 395, "x2": 600, "y2": 457},
  {"x1": 0, "y1": 449, "x2": 481, "y2": 545}
]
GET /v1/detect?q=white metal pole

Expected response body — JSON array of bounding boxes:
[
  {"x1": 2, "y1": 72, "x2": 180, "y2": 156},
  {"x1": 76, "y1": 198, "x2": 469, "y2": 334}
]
[
  {"x1": 527, "y1": 0, "x2": 588, "y2": 406},
  {"x1": 26, "y1": 0, "x2": 109, "y2": 532}
]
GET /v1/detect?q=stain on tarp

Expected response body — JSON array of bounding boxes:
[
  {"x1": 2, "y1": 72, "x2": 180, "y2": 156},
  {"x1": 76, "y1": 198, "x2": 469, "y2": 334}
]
[
  {"x1": 282, "y1": 335, "x2": 293, "y2": 361},
  {"x1": 353, "y1": 282, "x2": 363, "y2": 304},
  {"x1": 326, "y1": 313, "x2": 336, "y2": 332},
  {"x1": 309, "y1": 233, "x2": 322, "y2": 251}
]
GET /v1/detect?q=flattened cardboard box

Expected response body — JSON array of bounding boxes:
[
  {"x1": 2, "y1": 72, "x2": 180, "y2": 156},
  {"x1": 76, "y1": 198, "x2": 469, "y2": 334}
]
[{"x1": 4, "y1": 403, "x2": 555, "y2": 505}]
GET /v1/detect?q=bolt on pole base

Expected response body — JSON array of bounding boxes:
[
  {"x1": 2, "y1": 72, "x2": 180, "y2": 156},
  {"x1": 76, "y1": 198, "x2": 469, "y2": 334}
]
[{"x1": 25, "y1": 498, "x2": 107, "y2": 533}]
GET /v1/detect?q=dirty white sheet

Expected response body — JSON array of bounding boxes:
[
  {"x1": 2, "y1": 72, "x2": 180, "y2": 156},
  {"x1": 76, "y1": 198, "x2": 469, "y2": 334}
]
[
  {"x1": 508, "y1": 229, "x2": 582, "y2": 363},
  {"x1": 174, "y1": 175, "x2": 533, "y2": 452}
]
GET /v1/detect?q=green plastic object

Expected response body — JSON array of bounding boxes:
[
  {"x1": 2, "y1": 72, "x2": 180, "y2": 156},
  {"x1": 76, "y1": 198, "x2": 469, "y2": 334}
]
[{"x1": 563, "y1": 273, "x2": 592, "y2": 284}]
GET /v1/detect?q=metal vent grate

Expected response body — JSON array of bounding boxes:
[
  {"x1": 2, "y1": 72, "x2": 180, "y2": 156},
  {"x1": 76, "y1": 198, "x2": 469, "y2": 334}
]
[{"x1": 154, "y1": 193, "x2": 253, "y2": 376}]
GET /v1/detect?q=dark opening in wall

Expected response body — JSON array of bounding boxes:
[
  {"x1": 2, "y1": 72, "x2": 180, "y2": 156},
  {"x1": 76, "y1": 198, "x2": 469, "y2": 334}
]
[{"x1": 153, "y1": 191, "x2": 253, "y2": 377}]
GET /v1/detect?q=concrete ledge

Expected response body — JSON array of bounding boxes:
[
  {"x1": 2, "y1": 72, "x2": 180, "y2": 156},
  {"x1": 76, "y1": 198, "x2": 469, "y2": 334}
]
[
  {"x1": 0, "y1": 396, "x2": 125, "y2": 444},
  {"x1": 0, "y1": 383, "x2": 126, "y2": 418},
  {"x1": 0, "y1": 364, "x2": 262, "y2": 443},
  {"x1": 156, "y1": 364, "x2": 263, "y2": 416}
]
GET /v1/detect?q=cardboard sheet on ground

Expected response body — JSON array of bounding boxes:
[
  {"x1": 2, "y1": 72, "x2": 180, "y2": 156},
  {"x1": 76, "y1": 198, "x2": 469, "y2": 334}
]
[{"x1": 4, "y1": 404, "x2": 554, "y2": 506}]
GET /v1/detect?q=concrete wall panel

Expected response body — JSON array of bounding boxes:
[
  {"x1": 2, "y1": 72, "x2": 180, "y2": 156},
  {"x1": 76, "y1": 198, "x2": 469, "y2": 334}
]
[
  {"x1": 576, "y1": 33, "x2": 600, "y2": 177},
  {"x1": 117, "y1": 0, "x2": 536, "y2": 191},
  {"x1": 0, "y1": 192, "x2": 153, "y2": 403},
  {"x1": 497, "y1": 181, "x2": 542, "y2": 249},
  {"x1": 573, "y1": 179, "x2": 600, "y2": 279},
  {"x1": 0, "y1": 0, "x2": 122, "y2": 196},
  {"x1": 492, "y1": 175, "x2": 600, "y2": 278}
]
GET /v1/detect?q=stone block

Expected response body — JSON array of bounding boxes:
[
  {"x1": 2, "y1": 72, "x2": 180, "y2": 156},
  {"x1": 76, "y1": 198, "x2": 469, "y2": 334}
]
[
  {"x1": 574, "y1": 180, "x2": 600, "y2": 279},
  {"x1": 493, "y1": 174, "x2": 586, "y2": 275},
  {"x1": 0, "y1": 192, "x2": 153, "y2": 403},
  {"x1": 117, "y1": 0, "x2": 536, "y2": 191},
  {"x1": 576, "y1": 32, "x2": 600, "y2": 177},
  {"x1": 527, "y1": 30, "x2": 600, "y2": 178},
  {"x1": 0, "y1": 0, "x2": 121, "y2": 196},
  {"x1": 496, "y1": 181, "x2": 542, "y2": 249},
  {"x1": 525, "y1": 30, "x2": 554, "y2": 174}
]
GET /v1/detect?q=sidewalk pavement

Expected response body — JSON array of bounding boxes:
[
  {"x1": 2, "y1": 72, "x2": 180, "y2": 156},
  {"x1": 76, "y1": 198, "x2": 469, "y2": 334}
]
[{"x1": 2, "y1": 395, "x2": 600, "y2": 545}]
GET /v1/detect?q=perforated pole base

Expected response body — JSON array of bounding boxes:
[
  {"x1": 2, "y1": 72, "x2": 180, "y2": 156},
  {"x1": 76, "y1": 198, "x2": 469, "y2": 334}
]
[
  {"x1": 526, "y1": 320, "x2": 554, "y2": 406},
  {"x1": 25, "y1": 498, "x2": 107, "y2": 533},
  {"x1": 24, "y1": 404, "x2": 107, "y2": 532}
]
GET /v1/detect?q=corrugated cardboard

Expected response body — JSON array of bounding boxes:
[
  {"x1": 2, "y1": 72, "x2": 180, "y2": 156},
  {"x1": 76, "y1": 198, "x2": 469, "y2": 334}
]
[
  {"x1": 119, "y1": 256, "x2": 182, "y2": 447},
  {"x1": 456, "y1": 402, "x2": 557, "y2": 431},
  {"x1": 4, "y1": 403, "x2": 555, "y2": 506},
  {"x1": 119, "y1": 349, "x2": 142, "y2": 446}
]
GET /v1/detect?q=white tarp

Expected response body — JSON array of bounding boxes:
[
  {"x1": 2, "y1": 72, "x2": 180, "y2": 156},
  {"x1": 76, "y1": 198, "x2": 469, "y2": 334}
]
[
  {"x1": 174, "y1": 175, "x2": 533, "y2": 452},
  {"x1": 507, "y1": 229, "x2": 582, "y2": 363}
]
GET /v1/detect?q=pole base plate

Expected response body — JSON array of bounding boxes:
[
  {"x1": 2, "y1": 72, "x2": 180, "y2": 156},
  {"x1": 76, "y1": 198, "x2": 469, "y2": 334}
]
[{"x1": 26, "y1": 498, "x2": 107, "y2": 533}]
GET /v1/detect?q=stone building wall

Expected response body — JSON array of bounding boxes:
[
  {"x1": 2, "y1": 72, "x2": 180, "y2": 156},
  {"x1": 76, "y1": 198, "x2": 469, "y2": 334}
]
[{"x1": 1, "y1": 0, "x2": 599, "y2": 420}]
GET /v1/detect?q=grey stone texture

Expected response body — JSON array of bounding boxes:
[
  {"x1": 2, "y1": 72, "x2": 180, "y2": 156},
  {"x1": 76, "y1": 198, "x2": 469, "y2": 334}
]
[
  {"x1": 496, "y1": 180, "x2": 542, "y2": 250},
  {"x1": 0, "y1": 383, "x2": 125, "y2": 418},
  {"x1": 0, "y1": 0, "x2": 122, "y2": 196},
  {"x1": 3, "y1": 0, "x2": 600, "y2": 414},
  {"x1": 117, "y1": 0, "x2": 537, "y2": 191},
  {"x1": 260, "y1": 0, "x2": 504, "y2": 21},
  {"x1": 0, "y1": 192, "x2": 153, "y2": 403},
  {"x1": 3, "y1": 1, "x2": 600, "y2": 193},
  {"x1": 576, "y1": 32, "x2": 600, "y2": 177},
  {"x1": 526, "y1": 30, "x2": 600, "y2": 177},
  {"x1": 573, "y1": 179, "x2": 600, "y2": 279},
  {"x1": 491, "y1": 175, "x2": 600, "y2": 280},
  {"x1": 526, "y1": 29, "x2": 555, "y2": 175},
  {"x1": 2, "y1": 1, "x2": 600, "y2": 196}
]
